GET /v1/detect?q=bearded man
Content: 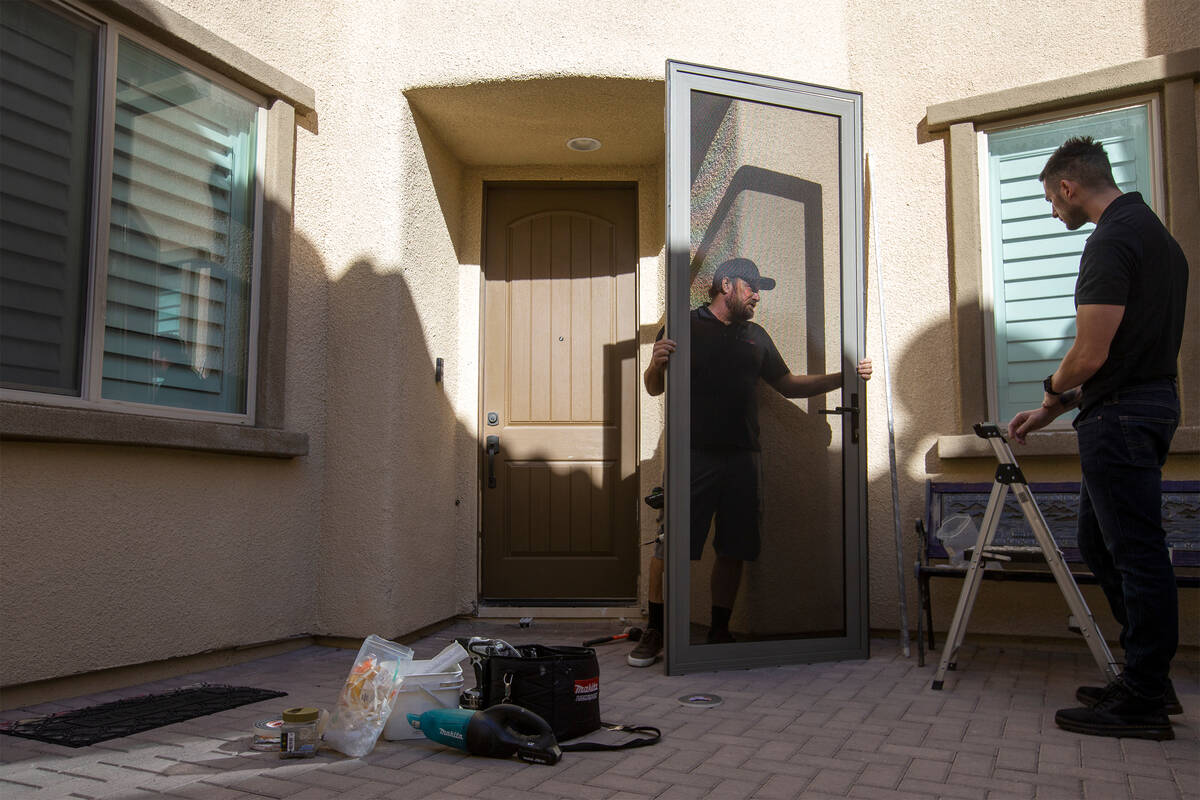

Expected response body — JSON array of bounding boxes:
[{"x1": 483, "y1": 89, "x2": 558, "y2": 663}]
[{"x1": 630, "y1": 258, "x2": 871, "y2": 665}]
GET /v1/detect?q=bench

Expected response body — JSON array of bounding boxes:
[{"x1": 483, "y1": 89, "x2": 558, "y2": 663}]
[{"x1": 914, "y1": 480, "x2": 1200, "y2": 667}]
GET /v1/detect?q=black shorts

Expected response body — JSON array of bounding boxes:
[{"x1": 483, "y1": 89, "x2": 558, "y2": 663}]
[{"x1": 690, "y1": 449, "x2": 762, "y2": 561}]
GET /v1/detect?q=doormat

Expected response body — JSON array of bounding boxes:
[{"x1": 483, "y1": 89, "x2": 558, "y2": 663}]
[{"x1": 0, "y1": 684, "x2": 287, "y2": 748}]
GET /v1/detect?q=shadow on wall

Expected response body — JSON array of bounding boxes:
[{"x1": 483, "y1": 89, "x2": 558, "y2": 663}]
[
  {"x1": 318, "y1": 254, "x2": 476, "y2": 636},
  {"x1": 1144, "y1": 0, "x2": 1199, "y2": 54}
]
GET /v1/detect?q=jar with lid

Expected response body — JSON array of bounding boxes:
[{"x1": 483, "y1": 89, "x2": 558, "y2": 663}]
[{"x1": 279, "y1": 707, "x2": 320, "y2": 758}]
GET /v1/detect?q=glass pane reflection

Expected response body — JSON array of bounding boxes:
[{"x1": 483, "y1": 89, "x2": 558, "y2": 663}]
[{"x1": 686, "y1": 91, "x2": 845, "y2": 645}]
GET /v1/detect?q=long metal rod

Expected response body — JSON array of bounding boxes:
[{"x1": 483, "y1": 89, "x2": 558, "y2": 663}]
[{"x1": 867, "y1": 152, "x2": 910, "y2": 657}]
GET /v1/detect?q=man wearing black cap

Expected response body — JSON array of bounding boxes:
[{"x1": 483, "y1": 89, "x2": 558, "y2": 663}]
[{"x1": 629, "y1": 257, "x2": 871, "y2": 666}]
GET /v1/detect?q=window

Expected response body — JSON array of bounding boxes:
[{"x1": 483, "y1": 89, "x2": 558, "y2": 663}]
[
  {"x1": 925, "y1": 50, "x2": 1199, "y2": 456},
  {"x1": 980, "y1": 102, "x2": 1161, "y2": 426},
  {"x1": 1, "y1": 0, "x2": 264, "y2": 421}
]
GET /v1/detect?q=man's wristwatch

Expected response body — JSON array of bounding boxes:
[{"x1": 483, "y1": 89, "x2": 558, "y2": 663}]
[{"x1": 1043, "y1": 374, "x2": 1061, "y2": 396}]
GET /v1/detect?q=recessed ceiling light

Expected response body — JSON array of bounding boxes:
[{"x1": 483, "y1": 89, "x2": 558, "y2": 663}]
[{"x1": 566, "y1": 137, "x2": 602, "y2": 152}]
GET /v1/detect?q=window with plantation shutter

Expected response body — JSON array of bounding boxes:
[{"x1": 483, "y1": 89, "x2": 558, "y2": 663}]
[{"x1": 983, "y1": 104, "x2": 1157, "y2": 426}]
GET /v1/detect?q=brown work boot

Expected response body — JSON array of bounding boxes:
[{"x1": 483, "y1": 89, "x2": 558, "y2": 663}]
[{"x1": 626, "y1": 628, "x2": 662, "y2": 667}]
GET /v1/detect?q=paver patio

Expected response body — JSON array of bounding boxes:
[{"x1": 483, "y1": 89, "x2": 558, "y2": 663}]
[{"x1": 2, "y1": 619, "x2": 1195, "y2": 799}]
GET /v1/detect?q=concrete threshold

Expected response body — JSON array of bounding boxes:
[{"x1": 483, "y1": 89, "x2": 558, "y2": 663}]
[{"x1": 474, "y1": 605, "x2": 642, "y2": 621}]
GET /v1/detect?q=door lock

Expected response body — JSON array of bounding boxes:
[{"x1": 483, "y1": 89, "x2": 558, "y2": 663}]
[{"x1": 485, "y1": 435, "x2": 500, "y2": 488}]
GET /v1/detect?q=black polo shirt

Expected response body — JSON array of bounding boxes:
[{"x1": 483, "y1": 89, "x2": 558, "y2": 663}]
[
  {"x1": 664, "y1": 305, "x2": 789, "y2": 451},
  {"x1": 1074, "y1": 192, "x2": 1189, "y2": 410}
]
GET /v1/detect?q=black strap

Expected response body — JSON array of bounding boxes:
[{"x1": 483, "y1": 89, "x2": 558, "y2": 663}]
[{"x1": 558, "y1": 722, "x2": 662, "y2": 752}]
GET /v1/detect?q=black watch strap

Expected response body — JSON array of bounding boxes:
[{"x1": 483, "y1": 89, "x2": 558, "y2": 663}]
[{"x1": 1043, "y1": 375, "x2": 1061, "y2": 396}]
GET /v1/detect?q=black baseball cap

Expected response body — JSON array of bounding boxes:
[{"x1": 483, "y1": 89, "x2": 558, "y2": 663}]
[{"x1": 711, "y1": 258, "x2": 776, "y2": 292}]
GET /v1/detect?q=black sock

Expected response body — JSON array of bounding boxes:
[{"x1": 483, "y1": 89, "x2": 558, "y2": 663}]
[
  {"x1": 711, "y1": 605, "x2": 732, "y2": 632},
  {"x1": 648, "y1": 601, "x2": 664, "y2": 632}
]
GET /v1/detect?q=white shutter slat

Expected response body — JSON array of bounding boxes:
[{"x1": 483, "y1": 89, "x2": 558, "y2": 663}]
[
  {"x1": 1006, "y1": 317, "x2": 1075, "y2": 343},
  {"x1": 1007, "y1": 338, "x2": 1072, "y2": 363},
  {"x1": 1004, "y1": 275, "x2": 1076, "y2": 301}
]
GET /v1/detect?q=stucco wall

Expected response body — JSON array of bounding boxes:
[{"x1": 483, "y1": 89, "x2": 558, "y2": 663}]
[{"x1": 1, "y1": 0, "x2": 1196, "y2": 689}]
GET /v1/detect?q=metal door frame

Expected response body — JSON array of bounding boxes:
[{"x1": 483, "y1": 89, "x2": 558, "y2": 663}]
[{"x1": 665, "y1": 61, "x2": 867, "y2": 673}]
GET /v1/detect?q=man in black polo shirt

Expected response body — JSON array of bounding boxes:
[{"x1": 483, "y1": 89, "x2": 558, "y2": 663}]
[
  {"x1": 628, "y1": 257, "x2": 871, "y2": 666},
  {"x1": 1009, "y1": 137, "x2": 1188, "y2": 740}
]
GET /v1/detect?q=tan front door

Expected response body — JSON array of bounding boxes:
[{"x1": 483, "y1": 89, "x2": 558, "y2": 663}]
[{"x1": 481, "y1": 184, "x2": 638, "y2": 602}]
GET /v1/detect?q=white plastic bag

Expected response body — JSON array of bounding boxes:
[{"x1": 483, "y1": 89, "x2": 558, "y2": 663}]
[
  {"x1": 935, "y1": 513, "x2": 978, "y2": 567},
  {"x1": 322, "y1": 635, "x2": 414, "y2": 757}
]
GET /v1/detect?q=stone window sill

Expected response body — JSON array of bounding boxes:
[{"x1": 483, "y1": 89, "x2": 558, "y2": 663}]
[
  {"x1": 937, "y1": 425, "x2": 1199, "y2": 459},
  {"x1": 0, "y1": 401, "x2": 307, "y2": 459}
]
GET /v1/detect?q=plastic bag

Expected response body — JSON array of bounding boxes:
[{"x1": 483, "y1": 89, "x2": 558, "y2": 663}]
[
  {"x1": 936, "y1": 513, "x2": 979, "y2": 567},
  {"x1": 322, "y1": 635, "x2": 414, "y2": 757}
]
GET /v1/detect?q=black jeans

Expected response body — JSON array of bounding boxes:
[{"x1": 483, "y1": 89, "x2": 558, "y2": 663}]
[{"x1": 1074, "y1": 379, "x2": 1180, "y2": 697}]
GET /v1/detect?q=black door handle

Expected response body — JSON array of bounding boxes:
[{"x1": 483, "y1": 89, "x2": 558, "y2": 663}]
[
  {"x1": 819, "y1": 393, "x2": 860, "y2": 443},
  {"x1": 486, "y1": 435, "x2": 500, "y2": 488}
]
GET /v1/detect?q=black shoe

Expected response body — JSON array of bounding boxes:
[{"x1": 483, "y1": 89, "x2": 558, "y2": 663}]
[
  {"x1": 1077, "y1": 678, "x2": 1182, "y2": 715},
  {"x1": 627, "y1": 628, "x2": 662, "y2": 667},
  {"x1": 1055, "y1": 679, "x2": 1174, "y2": 741},
  {"x1": 705, "y1": 628, "x2": 735, "y2": 644}
]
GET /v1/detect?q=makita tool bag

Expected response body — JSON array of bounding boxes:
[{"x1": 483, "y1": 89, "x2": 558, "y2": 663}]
[
  {"x1": 479, "y1": 644, "x2": 601, "y2": 741},
  {"x1": 469, "y1": 641, "x2": 659, "y2": 751}
]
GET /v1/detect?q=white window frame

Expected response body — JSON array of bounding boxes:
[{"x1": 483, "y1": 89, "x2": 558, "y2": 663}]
[
  {"x1": 1, "y1": 0, "x2": 268, "y2": 425},
  {"x1": 976, "y1": 94, "x2": 1164, "y2": 429}
]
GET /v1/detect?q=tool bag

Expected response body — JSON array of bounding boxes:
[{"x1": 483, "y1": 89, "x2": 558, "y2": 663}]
[{"x1": 477, "y1": 644, "x2": 660, "y2": 750}]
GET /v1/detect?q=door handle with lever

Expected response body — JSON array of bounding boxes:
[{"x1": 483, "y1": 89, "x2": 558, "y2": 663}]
[
  {"x1": 485, "y1": 435, "x2": 500, "y2": 488},
  {"x1": 818, "y1": 392, "x2": 860, "y2": 443}
]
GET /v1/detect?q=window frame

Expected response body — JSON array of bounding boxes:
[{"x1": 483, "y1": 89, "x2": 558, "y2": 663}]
[
  {"x1": 2, "y1": 0, "x2": 270, "y2": 424},
  {"x1": 0, "y1": 0, "x2": 315, "y2": 457},
  {"x1": 976, "y1": 94, "x2": 1165, "y2": 430}
]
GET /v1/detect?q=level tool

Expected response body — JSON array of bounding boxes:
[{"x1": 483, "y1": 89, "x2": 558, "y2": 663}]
[{"x1": 931, "y1": 422, "x2": 1120, "y2": 690}]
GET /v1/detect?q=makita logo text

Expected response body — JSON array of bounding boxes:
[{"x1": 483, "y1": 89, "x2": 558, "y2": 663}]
[
  {"x1": 438, "y1": 728, "x2": 464, "y2": 741},
  {"x1": 574, "y1": 677, "x2": 599, "y2": 702}
]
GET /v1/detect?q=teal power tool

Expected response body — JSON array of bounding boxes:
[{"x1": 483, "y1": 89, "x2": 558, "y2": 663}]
[{"x1": 407, "y1": 703, "x2": 562, "y2": 765}]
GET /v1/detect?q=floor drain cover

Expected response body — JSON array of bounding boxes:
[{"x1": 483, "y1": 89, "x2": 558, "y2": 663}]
[{"x1": 677, "y1": 693, "x2": 723, "y2": 708}]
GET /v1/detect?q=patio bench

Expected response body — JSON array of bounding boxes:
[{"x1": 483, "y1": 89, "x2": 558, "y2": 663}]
[{"x1": 914, "y1": 480, "x2": 1200, "y2": 666}]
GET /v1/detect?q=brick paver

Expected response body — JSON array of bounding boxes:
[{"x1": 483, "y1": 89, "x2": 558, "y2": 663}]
[{"x1": 1, "y1": 620, "x2": 1195, "y2": 799}]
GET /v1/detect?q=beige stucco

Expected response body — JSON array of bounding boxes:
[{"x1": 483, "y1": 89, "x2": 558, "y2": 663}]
[{"x1": 1, "y1": 0, "x2": 1197, "y2": 695}]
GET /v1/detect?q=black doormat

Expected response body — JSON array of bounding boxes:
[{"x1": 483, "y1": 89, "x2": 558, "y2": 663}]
[{"x1": 0, "y1": 684, "x2": 287, "y2": 748}]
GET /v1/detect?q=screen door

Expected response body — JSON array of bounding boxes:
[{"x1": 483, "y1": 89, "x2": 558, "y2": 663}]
[{"x1": 665, "y1": 61, "x2": 867, "y2": 674}]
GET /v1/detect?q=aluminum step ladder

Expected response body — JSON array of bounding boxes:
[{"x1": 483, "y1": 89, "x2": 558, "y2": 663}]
[{"x1": 931, "y1": 422, "x2": 1121, "y2": 690}]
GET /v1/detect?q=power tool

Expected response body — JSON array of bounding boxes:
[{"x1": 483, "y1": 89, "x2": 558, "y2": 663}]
[{"x1": 407, "y1": 703, "x2": 562, "y2": 765}]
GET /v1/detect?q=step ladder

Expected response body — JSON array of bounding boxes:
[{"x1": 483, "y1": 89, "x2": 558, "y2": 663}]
[{"x1": 931, "y1": 422, "x2": 1121, "y2": 690}]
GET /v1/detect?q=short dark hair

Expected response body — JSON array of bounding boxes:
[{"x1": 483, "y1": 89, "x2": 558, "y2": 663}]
[
  {"x1": 708, "y1": 275, "x2": 744, "y2": 299},
  {"x1": 1038, "y1": 136, "x2": 1118, "y2": 190}
]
